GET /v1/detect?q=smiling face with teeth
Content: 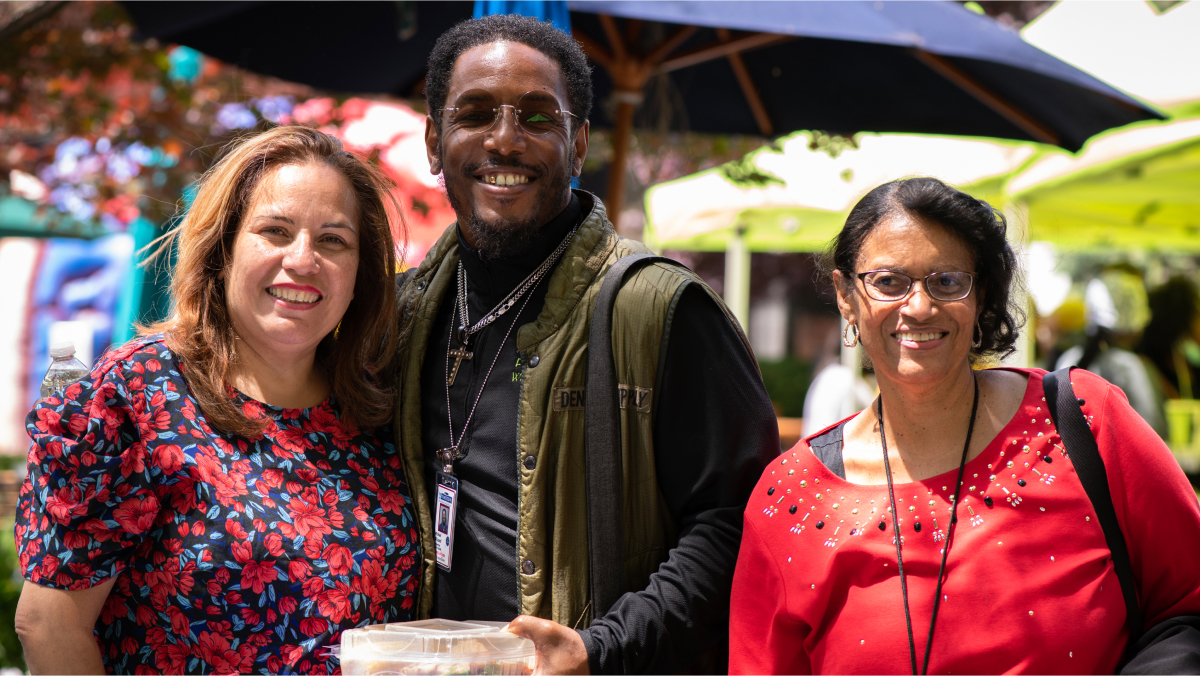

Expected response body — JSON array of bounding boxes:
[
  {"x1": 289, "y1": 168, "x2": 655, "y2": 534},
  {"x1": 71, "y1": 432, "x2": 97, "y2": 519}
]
[
  {"x1": 425, "y1": 41, "x2": 589, "y2": 257},
  {"x1": 835, "y1": 212, "x2": 981, "y2": 387},
  {"x1": 224, "y1": 162, "x2": 360, "y2": 361}
]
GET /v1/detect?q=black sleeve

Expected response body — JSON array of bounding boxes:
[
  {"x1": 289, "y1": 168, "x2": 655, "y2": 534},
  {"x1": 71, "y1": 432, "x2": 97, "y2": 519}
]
[
  {"x1": 1120, "y1": 615, "x2": 1200, "y2": 674},
  {"x1": 579, "y1": 283, "x2": 780, "y2": 674}
]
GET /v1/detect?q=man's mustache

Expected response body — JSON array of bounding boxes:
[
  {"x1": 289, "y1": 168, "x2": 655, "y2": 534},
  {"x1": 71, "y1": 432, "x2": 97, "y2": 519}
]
[{"x1": 461, "y1": 158, "x2": 542, "y2": 179}]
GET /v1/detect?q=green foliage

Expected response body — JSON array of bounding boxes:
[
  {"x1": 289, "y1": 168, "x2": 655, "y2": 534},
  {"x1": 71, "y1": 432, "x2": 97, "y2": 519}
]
[
  {"x1": 758, "y1": 356, "x2": 815, "y2": 418},
  {"x1": 0, "y1": 518, "x2": 24, "y2": 672},
  {"x1": 807, "y1": 130, "x2": 859, "y2": 159},
  {"x1": 719, "y1": 154, "x2": 786, "y2": 188}
]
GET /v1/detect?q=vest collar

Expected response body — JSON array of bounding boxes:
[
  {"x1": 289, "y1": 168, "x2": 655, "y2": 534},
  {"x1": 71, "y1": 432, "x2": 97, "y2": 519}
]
[{"x1": 411, "y1": 190, "x2": 617, "y2": 353}]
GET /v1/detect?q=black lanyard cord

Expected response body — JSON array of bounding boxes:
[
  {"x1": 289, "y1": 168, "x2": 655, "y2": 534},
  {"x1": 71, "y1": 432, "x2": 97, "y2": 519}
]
[{"x1": 879, "y1": 373, "x2": 979, "y2": 675}]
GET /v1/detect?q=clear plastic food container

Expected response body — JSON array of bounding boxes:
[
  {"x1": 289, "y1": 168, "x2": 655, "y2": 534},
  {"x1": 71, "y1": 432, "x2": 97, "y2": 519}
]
[{"x1": 336, "y1": 619, "x2": 535, "y2": 675}]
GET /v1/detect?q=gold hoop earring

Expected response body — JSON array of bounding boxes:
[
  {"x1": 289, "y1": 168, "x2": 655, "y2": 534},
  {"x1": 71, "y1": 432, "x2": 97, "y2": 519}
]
[
  {"x1": 972, "y1": 321, "x2": 983, "y2": 349},
  {"x1": 842, "y1": 322, "x2": 860, "y2": 348}
]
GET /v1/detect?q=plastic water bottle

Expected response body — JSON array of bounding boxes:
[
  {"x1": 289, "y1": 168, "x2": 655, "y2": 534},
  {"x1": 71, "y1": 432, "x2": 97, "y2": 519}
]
[{"x1": 40, "y1": 341, "x2": 90, "y2": 399}]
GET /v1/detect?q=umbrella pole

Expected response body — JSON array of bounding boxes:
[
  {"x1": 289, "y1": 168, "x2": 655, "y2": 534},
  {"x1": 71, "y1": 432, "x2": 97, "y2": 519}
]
[{"x1": 606, "y1": 95, "x2": 638, "y2": 221}]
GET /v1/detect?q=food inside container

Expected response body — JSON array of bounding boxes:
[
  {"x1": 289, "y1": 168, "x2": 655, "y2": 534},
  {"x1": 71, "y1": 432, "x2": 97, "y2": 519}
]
[{"x1": 337, "y1": 619, "x2": 535, "y2": 675}]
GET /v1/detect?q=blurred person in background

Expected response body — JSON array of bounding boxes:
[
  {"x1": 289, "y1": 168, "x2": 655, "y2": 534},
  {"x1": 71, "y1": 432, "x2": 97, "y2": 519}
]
[
  {"x1": 1056, "y1": 267, "x2": 1167, "y2": 437},
  {"x1": 13, "y1": 126, "x2": 419, "y2": 674},
  {"x1": 802, "y1": 327, "x2": 875, "y2": 438},
  {"x1": 730, "y1": 177, "x2": 1200, "y2": 673},
  {"x1": 1138, "y1": 275, "x2": 1200, "y2": 401}
]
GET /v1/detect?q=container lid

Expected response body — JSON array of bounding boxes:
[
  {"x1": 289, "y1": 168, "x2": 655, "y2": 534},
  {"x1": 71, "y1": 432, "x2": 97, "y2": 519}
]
[
  {"x1": 49, "y1": 341, "x2": 76, "y2": 358},
  {"x1": 339, "y1": 620, "x2": 534, "y2": 660}
]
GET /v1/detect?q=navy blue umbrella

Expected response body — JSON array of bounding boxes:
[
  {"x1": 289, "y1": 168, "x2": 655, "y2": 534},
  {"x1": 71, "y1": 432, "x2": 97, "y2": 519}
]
[
  {"x1": 121, "y1": 1, "x2": 1161, "y2": 212},
  {"x1": 567, "y1": 1, "x2": 1159, "y2": 211}
]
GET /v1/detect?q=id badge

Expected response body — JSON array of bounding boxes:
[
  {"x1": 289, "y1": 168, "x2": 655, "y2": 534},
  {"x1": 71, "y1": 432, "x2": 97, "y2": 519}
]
[{"x1": 434, "y1": 471, "x2": 459, "y2": 572}]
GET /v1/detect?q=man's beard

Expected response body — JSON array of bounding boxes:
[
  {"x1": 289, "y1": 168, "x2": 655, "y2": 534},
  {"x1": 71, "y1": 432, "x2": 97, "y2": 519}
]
[{"x1": 442, "y1": 150, "x2": 574, "y2": 259}]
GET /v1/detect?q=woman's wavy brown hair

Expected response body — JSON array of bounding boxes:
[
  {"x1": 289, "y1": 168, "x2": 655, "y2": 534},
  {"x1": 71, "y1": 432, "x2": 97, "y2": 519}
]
[{"x1": 144, "y1": 125, "x2": 405, "y2": 437}]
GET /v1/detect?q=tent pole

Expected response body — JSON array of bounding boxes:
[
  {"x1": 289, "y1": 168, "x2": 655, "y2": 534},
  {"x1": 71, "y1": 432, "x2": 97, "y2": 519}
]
[{"x1": 725, "y1": 227, "x2": 751, "y2": 334}]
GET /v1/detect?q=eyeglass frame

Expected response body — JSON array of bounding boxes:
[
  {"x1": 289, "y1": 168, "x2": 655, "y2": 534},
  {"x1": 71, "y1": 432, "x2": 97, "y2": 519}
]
[
  {"x1": 854, "y1": 270, "x2": 976, "y2": 302},
  {"x1": 440, "y1": 89, "x2": 581, "y2": 137}
]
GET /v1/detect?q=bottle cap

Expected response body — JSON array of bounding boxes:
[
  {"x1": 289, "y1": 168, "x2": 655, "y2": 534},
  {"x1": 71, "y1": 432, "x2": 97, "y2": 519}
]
[{"x1": 49, "y1": 341, "x2": 76, "y2": 358}]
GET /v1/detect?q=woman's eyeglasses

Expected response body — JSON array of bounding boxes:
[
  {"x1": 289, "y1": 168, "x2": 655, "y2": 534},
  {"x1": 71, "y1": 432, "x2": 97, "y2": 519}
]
[
  {"x1": 856, "y1": 270, "x2": 975, "y2": 302},
  {"x1": 443, "y1": 89, "x2": 579, "y2": 136}
]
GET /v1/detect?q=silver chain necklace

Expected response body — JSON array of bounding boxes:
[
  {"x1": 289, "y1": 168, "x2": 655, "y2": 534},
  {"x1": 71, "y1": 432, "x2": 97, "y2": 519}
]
[{"x1": 436, "y1": 225, "x2": 578, "y2": 473}]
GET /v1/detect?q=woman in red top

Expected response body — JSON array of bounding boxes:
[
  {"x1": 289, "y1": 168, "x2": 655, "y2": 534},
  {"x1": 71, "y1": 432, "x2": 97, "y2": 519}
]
[{"x1": 730, "y1": 177, "x2": 1200, "y2": 674}]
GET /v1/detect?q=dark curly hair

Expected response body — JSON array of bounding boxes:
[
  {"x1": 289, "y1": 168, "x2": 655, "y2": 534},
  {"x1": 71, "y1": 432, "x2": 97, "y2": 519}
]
[
  {"x1": 425, "y1": 14, "x2": 593, "y2": 138},
  {"x1": 822, "y1": 177, "x2": 1025, "y2": 362}
]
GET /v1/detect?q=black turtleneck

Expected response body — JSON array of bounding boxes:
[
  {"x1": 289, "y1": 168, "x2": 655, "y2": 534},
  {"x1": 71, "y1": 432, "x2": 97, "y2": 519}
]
[
  {"x1": 418, "y1": 192, "x2": 778, "y2": 673},
  {"x1": 420, "y1": 194, "x2": 582, "y2": 621}
]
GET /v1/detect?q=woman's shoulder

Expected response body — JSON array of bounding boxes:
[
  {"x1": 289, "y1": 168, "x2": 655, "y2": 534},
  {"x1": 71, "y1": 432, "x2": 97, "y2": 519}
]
[{"x1": 94, "y1": 333, "x2": 178, "y2": 376}]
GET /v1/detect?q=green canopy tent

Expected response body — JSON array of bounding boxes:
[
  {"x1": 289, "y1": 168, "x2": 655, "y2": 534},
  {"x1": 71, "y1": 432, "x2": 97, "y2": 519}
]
[
  {"x1": 643, "y1": 130, "x2": 1048, "y2": 329},
  {"x1": 1007, "y1": 117, "x2": 1200, "y2": 252}
]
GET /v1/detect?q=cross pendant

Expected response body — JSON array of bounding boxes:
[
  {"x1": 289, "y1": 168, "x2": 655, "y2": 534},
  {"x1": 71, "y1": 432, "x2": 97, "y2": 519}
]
[{"x1": 447, "y1": 344, "x2": 473, "y2": 386}]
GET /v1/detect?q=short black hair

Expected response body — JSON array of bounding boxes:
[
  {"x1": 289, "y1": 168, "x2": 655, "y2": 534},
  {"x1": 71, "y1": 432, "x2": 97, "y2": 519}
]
[
  {"x1": 425, "y1": 14, "x2": 593, "y2": 136},
  {"x1": 823, "y1": 177, "x2": 1025, "y2": 362}
]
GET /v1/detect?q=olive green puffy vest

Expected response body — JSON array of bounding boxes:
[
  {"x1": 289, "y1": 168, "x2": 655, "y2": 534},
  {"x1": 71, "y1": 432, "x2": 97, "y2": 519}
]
[{"x1": 394, "y1": 192, "x2": 748, "y2": 627}]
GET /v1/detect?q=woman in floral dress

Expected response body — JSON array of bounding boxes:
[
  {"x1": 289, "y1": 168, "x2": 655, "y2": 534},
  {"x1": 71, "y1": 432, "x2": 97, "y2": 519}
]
[{"x1": 14, "y1": 126, "x2": 420, "y2": 675}]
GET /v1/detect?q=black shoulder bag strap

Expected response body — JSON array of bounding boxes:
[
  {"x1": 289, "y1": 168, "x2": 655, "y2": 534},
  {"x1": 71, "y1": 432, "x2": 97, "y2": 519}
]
[
  {"x1": 1043, "y1": 366, "x2": 1144, "y2": 646},
  {"x1": 585, "y1": 253, "x2": 688, "y2": 618}
]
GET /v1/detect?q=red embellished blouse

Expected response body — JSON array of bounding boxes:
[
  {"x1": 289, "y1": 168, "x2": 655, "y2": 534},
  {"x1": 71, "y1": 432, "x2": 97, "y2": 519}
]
[{"x1": 730, "y1": 368, "x2": 1200, "y2": 674}]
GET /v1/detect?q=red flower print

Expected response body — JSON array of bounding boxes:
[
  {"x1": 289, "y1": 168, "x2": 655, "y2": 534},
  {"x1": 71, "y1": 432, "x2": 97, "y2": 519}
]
[
  {"x1": 239, "y1": 607, "x2": 260, "y2": 626},
  {"x1": 196, "y1": 630, "x2": 250, "y2": 674},
  {"x1": 302, "y1": 576, "x2": 326, "y2": 599},
  {"x1": 302, "y1": 536, "x2": 326, "y2": 560},
  {"x1": 100, "y1": 593, "x2": 129, "y2": 625},
  {"x1": 152, "y1": 444, "x2": 185, "y2": 474},
  {"x1": 34, "y1": 407, "x2": 63, "y2": 435},
  {"x1": 287, "y1": 496, "x2": 332, "y2": 540},
  {"x1": 378, "y1": 490, "x2": 407, "y2": 515},
  {"x1": 167, "y1": 606, "x2": 190, "y2": 636},
  {"x1": 300, "y1": 617, "x2": 327, "y2": 637},
  {"x1": 264, "y1": 532, "x2": 285, "y2": 556},
  {"x1": 120, "y1": 443, "x2": 147, "y2": 477},
  {"x1": 136, "y1": 605, "x2": 156, "y2": 627},
  {"x1": 154, "y1": 642, "x2": 190, "y2": 674},
  {"x1": 240, "y1": 559, "x2": 278, "y2": 594},
  {"x1": 316, "y1": 581, "x2": 355, "y2": 623},
  {"x1": 322, "y1": 543, "x2": 354, "y2": 577},
  {"x1": 273, "y1": 426, "x2": 309, "y2": 457},
  {"x1": 288, "y1": 559, "x2": 311, "y2": 583},
  {"x1": 261, "y1": 468, "x2": 285, "y2": 488},
  {"x1": 230, "y1": 541, "x2": 253, "y2": 565},
  {"x1": 14, "y1": 336, "x2": 423, "y2": 673},
  {"x1": 281, "y1": 644, "x2": 305, "y2": 667},
  {"x1": 113, "y1": 495, "x2": 160, "y2": 535},
  {"x1": 67, "y1": 411, "x2": 88, "y2": 436},
  {"x1": 39, "y1": 555, "x2": 59, "y2": 579},
  {"x1": 45, "y1": 486, "x2": 89, "y2": 525},
  {"x1": 224, "y1": 519, "x2": 248, "y2": 540}
]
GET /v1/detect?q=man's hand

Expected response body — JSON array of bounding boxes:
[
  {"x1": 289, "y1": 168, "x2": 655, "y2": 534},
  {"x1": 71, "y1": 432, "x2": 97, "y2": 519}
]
[{"x1": 505, "y1": 615, "x2": 590, "y2": 675}]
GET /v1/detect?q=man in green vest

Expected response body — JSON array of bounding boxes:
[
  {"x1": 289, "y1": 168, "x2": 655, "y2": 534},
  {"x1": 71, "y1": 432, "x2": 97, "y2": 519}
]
[{"x1": 394, "y1": 14, "x2": 779, "y2": 673}]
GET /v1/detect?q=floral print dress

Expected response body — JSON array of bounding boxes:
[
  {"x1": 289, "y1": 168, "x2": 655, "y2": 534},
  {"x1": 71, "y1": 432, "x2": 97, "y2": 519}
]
[{"x1": 15, "y1": 335, "x2": 420, "y2": 675}]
